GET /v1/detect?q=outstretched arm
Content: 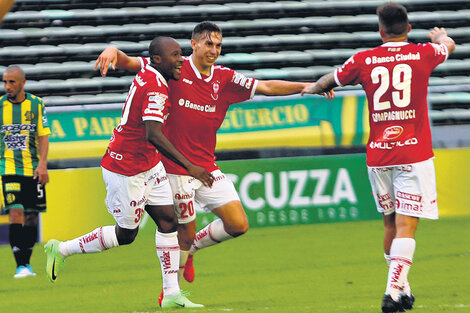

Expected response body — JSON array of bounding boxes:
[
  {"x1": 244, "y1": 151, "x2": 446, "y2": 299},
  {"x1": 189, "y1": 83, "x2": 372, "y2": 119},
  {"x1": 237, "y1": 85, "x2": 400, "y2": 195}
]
[
  {"x1": 428, "y1": 27, "x2": 455, "y2": 54},
  {"x1": 301, "y1": 72, "x2": 338, "y2": 96},
  {"x1": 256, "y1": 80, "x2": 334, "y2": 99},
  {"x1": 94, "y1": 47, "x2": 142, "y2": 77},
  {"x1": 145, "y1": 121, "x2": 214, "y2": 187}
]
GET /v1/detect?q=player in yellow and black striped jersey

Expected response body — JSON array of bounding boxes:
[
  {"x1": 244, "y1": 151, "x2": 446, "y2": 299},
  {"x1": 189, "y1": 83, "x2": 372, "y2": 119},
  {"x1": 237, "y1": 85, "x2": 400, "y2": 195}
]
[{"x1": 1, "y1": 65, "x2": 51, "y2": 278}]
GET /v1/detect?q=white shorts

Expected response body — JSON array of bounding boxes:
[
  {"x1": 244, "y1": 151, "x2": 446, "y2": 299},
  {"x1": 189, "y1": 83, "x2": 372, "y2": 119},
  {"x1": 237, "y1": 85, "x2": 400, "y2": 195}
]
[
  {"x1": 367, "y1": 158, "x2": 438, "y2": 220},
  {"x1": 168, "y1": 170, "x2": 240, "y2": 224},
  {"x1": 102, "y1": 162, "x2": 173, "y2": 229}
]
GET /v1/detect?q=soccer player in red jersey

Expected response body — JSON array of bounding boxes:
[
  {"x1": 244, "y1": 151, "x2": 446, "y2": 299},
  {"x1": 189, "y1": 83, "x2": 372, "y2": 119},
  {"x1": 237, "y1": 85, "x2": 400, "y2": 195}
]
[
  {"x1": 95, "y1": 21, "x2": 333, "y2": 303},
  {"x1": 45, "y1": 37, "x2": 214, "y2": 309},
  {"x1": 302, "y1": 3, "x2": 455, "y2": 312}
]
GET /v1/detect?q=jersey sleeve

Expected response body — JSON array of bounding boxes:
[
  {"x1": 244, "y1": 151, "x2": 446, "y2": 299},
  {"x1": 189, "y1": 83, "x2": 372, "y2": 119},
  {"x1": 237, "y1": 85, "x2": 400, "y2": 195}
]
[
  {"x1": 422, "y1": 42, "x2": 449, "y2": 71},
  {"x1": 37, "y1": 97, "x2": 51, "y2": 136},
  {"x1": 225, "y1": 69, "x2": 259, "y2": 104},
  {"x1": 334, "y1": 54, "x2": 362, "y2": 87},
  {"x1": 138, "y1": 56, "x2": 150, "y2": 70},
  {"x1": 141, "y1": 83, "x2": 169, "y2": 124}
]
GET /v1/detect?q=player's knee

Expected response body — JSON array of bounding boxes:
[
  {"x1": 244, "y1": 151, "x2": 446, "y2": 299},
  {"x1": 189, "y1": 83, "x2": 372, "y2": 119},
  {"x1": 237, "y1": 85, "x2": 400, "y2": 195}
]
[
  {"x1": 24, "y1": 212, "x2": 38, "y2": 226},
  {"x1": 116, "y1": 227, "x2": 138, "y2": 245},
  {"x1": 225, "y1": 220, "x2": 249, "y2": 237},
  {"x1": 9, "y1": 208, "x2": 24, "y2": 224}
]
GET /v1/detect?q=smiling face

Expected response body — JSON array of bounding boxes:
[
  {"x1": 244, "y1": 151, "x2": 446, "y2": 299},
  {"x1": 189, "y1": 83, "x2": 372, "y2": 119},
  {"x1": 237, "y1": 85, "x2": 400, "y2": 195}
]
[
  {"x1": 191, "y1": 31, "x2": 222, "y2": 75},
  {"x1": 3, "y1": 68, "x2": 26, "y2": 102},
  {"x1": 151, "y1": 38, "x2": 184, "y2": 81}
]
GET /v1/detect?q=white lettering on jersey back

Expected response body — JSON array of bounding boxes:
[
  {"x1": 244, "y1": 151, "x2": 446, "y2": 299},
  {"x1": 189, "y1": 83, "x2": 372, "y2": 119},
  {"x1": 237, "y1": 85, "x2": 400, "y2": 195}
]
[
  {"x1": 183, "y1": 78, "x2": 193, "y2": 85},
  {"x1": 365, "y1": 53, "x2": 421, "y2": 65}
]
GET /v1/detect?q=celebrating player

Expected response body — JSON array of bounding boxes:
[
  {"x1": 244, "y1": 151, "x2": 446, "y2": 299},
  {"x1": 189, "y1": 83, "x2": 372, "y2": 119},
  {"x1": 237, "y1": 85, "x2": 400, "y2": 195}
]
[
  {"x1": 45, "y1": 36, "x2": 214, "y2": 309},
  {"x1": 301, "y1": 3, "x2": 455, "y2": 312},
  {"x1": 95, "y1": 21, "x2": 333, "y2": 305}
]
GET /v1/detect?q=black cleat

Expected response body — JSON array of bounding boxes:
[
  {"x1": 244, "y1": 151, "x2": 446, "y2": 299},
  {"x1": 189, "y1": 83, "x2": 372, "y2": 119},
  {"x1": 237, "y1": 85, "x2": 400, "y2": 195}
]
[
  {"x1": 400, "y1": 293, "x2": 415, "y2": 310},
  {"x1": 382, "y1": 294, "x2": 405, "y2": 313}
]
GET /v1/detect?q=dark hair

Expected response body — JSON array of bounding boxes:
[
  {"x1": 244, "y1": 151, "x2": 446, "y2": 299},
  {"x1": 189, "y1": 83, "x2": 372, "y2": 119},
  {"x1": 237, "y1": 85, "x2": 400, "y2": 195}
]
[
  {"x1": 149, "y1": 36, "x2": 167, "y2": 58},
  {"x1": 192, "y1": 21, "x2": 222, "y2": 40},
  {"x1": 377, "y1": 2, "x2": 409, "y2": 36}
]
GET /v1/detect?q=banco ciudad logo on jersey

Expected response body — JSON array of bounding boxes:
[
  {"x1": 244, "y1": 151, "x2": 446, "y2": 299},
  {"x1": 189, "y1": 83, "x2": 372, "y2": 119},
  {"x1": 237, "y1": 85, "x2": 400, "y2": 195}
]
[{"x1": 178, "y1": 98, "x2": 216, "y2": 113}]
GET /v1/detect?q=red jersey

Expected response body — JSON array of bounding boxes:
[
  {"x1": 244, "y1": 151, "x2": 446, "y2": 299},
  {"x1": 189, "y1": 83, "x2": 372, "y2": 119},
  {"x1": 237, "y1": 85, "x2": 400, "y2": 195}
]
[
  {"x1": 334, "y1": 42, "x2": 448, "y2": 166},
  {"x1": 101, "y1": 62, "x2": 170, "y2": 176},
  {"x1": 139, "y1": 56, "x2": 258, "y2": 174}
]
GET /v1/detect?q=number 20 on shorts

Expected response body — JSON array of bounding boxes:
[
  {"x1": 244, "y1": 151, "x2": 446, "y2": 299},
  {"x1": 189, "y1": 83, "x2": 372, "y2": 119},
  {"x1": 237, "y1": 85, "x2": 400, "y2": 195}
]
[{"x1": 179, "y1": 201, "x2": 195, "y2": 218}]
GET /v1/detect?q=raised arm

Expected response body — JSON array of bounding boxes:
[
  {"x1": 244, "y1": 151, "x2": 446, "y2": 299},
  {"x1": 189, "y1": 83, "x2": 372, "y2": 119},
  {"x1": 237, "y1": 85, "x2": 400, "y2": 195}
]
[
  {"x1": 301, "y1": 72, "x2": 338, "y2": 96},
  {"x1": 145, "y1": 121, "x2": 214, "y2": 187},
  {"x1": 428, "y1": 27, "x2": 455, "y2": 54},
  {"x1": 94, "y1": 47, "x2": 142, "y2": 77}
]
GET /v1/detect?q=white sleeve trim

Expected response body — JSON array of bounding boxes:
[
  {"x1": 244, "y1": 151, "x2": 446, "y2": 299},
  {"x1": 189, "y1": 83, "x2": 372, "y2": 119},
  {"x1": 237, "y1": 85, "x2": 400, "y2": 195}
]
[
  {"x1": 142, "y1": 116, "x2": 164, "y2": 123},
  {"x1": 442, "y1": 43, "x2": 449, "y2": 62},
  {"x1": 250, "y1": 79, "x2": 259, "y2": 99},
  {"x1": 333, "y1": 69, "x2": 343, "y2": 87}
]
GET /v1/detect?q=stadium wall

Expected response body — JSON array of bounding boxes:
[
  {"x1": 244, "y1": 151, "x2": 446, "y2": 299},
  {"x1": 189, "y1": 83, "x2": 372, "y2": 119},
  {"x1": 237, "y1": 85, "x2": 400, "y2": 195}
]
[{"x1": 24, "y1": 148, "x2": 470, "y2": 242}]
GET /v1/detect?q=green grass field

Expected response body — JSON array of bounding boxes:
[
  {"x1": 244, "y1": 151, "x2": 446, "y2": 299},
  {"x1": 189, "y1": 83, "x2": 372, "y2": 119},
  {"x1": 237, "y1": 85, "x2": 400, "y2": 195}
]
[{"x1": 1, "y1": 215, "x2": 469, "y2": 313}]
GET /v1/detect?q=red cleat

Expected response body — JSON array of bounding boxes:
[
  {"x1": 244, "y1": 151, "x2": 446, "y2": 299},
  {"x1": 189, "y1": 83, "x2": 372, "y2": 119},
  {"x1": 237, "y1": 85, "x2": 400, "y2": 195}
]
[
  {"x1": 158, "y1": 289, "x2": 164, "y2": 307},
  {"x1": 183, "y1": 254, "x2": 195, "y2": 283}
]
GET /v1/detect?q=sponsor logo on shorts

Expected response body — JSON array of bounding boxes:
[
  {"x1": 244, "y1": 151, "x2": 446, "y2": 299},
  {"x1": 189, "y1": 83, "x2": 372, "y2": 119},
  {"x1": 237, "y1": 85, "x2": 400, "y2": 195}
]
[
  {"x1": 130, "y1": 196, "x2": 147, "y2": 208},
  {"x1": 5, "y1": 183, "x2": 20, "y2": 192},
  {"x1": 213, "y1": 174, "x2": 226, "y2": 182},
  {"x1": 396, "y1": 198, "x2": 423, "y2": 212},
  {"x1": 396, "y1": 191, "x2": 422, "y2": 203},
  {"x1": 113, "y1": 209, "x2": 121, "y2": 214},
  {"x1": 377, "y1": 193, "x2": 395, "y2": 211},
  {"x1": 175, "y1": 193, "x2": 192, "y2": 200}
]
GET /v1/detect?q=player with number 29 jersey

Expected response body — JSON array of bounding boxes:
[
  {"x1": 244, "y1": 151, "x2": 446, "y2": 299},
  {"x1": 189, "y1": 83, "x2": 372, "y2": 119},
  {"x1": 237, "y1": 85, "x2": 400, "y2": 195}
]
[{"x1": 335, "y1": 42, "x2": 448, "y2": 167}]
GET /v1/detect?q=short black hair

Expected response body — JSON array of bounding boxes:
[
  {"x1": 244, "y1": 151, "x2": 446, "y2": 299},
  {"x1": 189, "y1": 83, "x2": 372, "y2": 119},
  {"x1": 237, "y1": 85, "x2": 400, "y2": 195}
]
[
  {"x1": 149, "y1": 36, "x2": 167, "y2": 58},
  {"x1": 192, "y1": 21, "x2": 222, "y2": 40},
  {"x1": 377, "y1": 2, "x2": 409, "y2": 36}
]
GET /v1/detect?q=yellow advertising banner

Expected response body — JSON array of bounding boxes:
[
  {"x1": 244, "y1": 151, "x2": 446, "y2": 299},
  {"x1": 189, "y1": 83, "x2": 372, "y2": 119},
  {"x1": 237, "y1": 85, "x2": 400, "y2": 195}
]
[
  {"x1": 41, "y1": 168, "x2": 113, "y2": 241},
  {"x1": 36, "y1": 148, "x2": 470, "y2": 242}
]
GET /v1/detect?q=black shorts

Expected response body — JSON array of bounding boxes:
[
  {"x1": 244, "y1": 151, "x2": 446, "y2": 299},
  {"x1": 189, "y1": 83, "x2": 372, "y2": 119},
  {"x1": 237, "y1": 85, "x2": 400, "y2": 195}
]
[{"x1": 1, "y1": 175, "x2": 47, "y2": 213}]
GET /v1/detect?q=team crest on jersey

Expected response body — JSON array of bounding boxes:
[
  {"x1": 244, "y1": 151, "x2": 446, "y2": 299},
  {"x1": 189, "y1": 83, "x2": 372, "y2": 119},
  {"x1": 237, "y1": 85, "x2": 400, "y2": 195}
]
[
  {"x1": 24, "y1": 111, "x2": 35, "y2": 121},
  {"x1": 211, "y1": 81, "x2": 220, "y2": 100},
  {"x1": 6, "y1": 193, "x2": 16, "y2": 204}
]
